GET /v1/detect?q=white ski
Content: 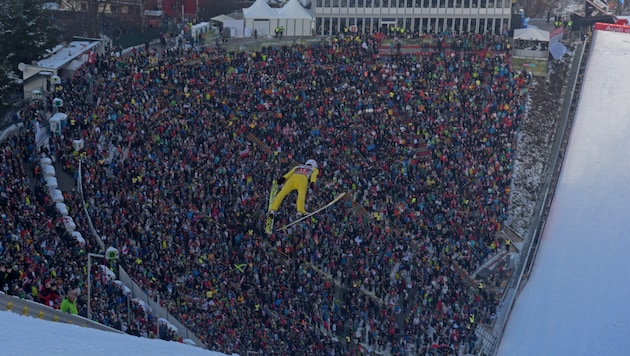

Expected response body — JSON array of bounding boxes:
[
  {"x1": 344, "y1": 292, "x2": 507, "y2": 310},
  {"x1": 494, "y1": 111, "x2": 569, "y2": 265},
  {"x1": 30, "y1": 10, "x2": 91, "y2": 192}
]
[
  {"x1": 265, "y1": 180, "x2": 279, "y2": 235},
  {"x1": 276, "y1": 192, "x2": 347, "y2": 231}
]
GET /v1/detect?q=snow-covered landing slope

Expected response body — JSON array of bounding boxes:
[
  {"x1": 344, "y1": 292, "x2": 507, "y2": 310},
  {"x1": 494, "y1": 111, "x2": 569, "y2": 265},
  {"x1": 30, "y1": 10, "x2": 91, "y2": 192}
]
[{"x1": 498, "y1": 29, "x2": 630, "y2": 356}]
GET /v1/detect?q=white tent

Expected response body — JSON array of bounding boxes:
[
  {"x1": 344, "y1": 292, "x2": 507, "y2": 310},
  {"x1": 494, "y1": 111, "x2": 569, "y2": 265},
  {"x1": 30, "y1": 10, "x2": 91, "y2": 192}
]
[
  {"x1": 277, "y1": 0, "x2": 313, "y2": 19},
  {"x1": 71, "y1": 231, "x2": 86, "y2": 245},
  {"x1": 276, "y1": 0, "x2": 314, "y2": 36},
  {"x1": 49, "y1": 113, "x2": 67, "y2": 136},
  {"x1": 244, "y1": 0, "x2": 314, "y2": 37},
  {"x1": 223, "y1": 19, "x2": 245, "y2": 38},
  {"x1": 549, "y1": 42, "x2": 567, "y2": 60},
  {"x1": 514, "y1": 28, "x2": 549, "y2": 42},
  {"x1": 42, "y1": 164, "x2": 56, "y2": 177},
  {"x1": 62, "y1": 216, "x2": 76, "y2": 232},
  {"x1": 102, "y1": 265, "x2": 116, "y2": 281},
  {"x1": 210, "y1": 14, "x2": 235, "y2": 23},
  {"x1": 50, "y1": 188, "x2": 64, "y2": 203},
  {"x1": 46, "y1": 176, "x2": 58, "y2": 189},
  {"x1": 72, "y1": 139, "x2": 84, "y2": 152},
  {"x1": 189, "y1": 22, "x2": 215, "y2": 45},
  {"x1": 512, "y1": 27, "x2": 549, "y2": 63},
  {"x1": 243, "y1": 0, "x2": 277, "y2": 19},
  {"x1": 40, "y1": 157, "x2": 52, "y2": 166},
  {"x1": 56, "y1": 202, "x2": 68, "y2": 216},
  {"x1": 243, "y1": 0, "x2": 277, "y2": 37}
]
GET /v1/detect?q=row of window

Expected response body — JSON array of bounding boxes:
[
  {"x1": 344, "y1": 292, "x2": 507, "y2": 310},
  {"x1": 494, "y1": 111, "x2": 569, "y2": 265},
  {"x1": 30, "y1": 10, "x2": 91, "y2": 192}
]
[
  {"x1": 315, "y1": 0, "x2": 512, "y2": 9},
  {"x1": 315, "y1": 16, "x2": 510, "y2": 35}
]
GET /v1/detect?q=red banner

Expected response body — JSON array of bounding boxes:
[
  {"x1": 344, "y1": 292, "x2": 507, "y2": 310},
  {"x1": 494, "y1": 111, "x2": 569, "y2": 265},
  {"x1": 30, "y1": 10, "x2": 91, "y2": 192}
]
[
  {"x1": 549, "y1": 27, "x2": 565, "y2": 44},
  {"x1": 594, "y1": 22, "x2": 630, "y2": 33}
]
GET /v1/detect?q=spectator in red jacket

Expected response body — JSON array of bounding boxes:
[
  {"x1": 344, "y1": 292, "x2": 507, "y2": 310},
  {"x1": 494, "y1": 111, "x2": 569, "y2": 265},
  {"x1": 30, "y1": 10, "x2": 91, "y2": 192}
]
[{"x1": 38, "y1": 279, "x2": 60, "y2": 308}]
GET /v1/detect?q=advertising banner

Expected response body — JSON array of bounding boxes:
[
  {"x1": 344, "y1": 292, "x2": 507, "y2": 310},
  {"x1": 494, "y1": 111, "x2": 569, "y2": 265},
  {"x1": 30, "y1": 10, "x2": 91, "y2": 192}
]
[{"x1": 594, "y1": 22, "x2": 630, "y2": 33}]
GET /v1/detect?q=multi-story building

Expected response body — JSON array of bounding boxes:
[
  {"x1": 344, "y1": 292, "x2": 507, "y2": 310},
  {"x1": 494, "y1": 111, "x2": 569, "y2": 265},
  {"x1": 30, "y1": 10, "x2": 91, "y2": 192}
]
[
  {"x1": 311, "y1": 0, "x2": 514, "y2": 35},
  {"x1": 160, "y1": 0, "x2": 199, "y2": 19}
]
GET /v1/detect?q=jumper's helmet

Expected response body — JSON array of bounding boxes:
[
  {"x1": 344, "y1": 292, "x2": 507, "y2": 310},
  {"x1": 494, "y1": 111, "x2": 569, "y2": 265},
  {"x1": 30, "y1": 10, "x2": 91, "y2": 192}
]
[{"x1": 305, "y1": 159, "x2": 318, "y2": 168}]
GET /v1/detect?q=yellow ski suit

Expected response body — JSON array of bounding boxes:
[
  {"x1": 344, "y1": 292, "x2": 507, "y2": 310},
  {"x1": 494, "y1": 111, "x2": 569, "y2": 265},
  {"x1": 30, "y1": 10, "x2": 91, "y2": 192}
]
[{"x1": 270, "y1": 163, "x2": 319, "y2": 214}]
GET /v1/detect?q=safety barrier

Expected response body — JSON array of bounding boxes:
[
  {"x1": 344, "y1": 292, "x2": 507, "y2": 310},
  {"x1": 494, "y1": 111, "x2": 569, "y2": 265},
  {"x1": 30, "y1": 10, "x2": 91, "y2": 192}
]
[
  {"x1": 116, "y1": 268, "x2": 206, "y2": 347},
  {"x1": 77, "y1": 162, "x2": 206, "y2": 348},
  {"x1": 0, "y1": 292, "x2": 124, "y2": 334}
]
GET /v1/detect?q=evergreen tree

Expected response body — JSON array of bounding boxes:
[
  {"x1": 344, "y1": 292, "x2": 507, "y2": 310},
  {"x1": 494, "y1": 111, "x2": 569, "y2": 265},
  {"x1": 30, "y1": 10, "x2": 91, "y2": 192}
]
[
  {"x1": 0, "y1": 65, "x2": 12, "y2": 109},
  {"x1": 0, "y1": 11, "x2": 16, "y2": 108},
  {"x1": 0, "y1": 0, "x2": 59, "y2": 108}
]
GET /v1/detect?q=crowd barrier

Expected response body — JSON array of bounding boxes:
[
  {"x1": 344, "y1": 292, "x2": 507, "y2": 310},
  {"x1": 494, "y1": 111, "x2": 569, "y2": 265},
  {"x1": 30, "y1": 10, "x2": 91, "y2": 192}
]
[
  {"x1": 0, "y1": 292, "x2": 124, "y2": 334},
  {"x1": 77, "y1": 161, "x2": 207, "y2": 349}
]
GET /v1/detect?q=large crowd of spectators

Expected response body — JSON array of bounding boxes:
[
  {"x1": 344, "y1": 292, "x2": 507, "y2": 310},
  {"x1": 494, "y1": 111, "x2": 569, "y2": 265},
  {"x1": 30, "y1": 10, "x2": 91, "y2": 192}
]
[{"x1": 1, "y1": 32, "x2": 528, "y2": 355}]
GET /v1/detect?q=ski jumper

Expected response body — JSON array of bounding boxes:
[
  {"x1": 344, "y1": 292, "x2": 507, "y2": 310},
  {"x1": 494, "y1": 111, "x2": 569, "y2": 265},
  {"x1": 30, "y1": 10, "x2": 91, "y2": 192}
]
[{"x1": 271, "y1": 163, "x2": 319, "y2": 214}]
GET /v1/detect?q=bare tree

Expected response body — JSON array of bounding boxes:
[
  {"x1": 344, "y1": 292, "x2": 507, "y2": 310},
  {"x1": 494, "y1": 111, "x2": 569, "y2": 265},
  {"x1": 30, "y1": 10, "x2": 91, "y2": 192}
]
[
  {"x1": 59, "y1": 0, "x2": 151, "y2": 37},
  {"x1": 522, "y1": 0, "x2": 550, "y2": 18},
  {"x1": 59, "y1": 0, "x2": 100, "y2": 37},
  {"x1": 133, "y1": 0, "x2": 161, "y2": 31}
]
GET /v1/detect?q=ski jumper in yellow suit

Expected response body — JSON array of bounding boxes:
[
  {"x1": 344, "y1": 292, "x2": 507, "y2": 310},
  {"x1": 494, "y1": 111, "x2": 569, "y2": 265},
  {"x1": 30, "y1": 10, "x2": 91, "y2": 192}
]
[{"x1": 270, "y1": 159, "x2": 319, "y2": 214}]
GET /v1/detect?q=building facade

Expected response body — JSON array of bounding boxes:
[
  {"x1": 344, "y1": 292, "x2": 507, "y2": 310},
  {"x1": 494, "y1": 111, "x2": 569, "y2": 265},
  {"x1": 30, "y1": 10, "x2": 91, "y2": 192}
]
[{"x1": 312, "y1": 0, "x2": 513, "y2": 36}]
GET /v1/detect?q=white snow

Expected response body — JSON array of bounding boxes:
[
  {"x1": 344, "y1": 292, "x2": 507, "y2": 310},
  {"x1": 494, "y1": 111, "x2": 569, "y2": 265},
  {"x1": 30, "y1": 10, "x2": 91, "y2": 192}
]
[
  {"x1": 36, "y1": 41, "x2": 100, "y2": 70},
  {"x1": 498, "y1": 29, "x2": 630, "y2": 355},
  {"x1": 0, "y1": 310, "x2": 228, "y2": 356}
]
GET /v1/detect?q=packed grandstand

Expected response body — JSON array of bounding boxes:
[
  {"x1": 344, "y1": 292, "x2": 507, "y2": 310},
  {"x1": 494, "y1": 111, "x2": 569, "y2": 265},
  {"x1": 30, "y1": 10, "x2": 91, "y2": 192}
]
[{"x1": 1, "y1": 31, "x2": 532, "y2": 355}]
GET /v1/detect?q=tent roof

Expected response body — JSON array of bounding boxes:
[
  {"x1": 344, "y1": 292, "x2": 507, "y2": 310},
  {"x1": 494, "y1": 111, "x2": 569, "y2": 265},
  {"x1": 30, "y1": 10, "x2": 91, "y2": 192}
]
[
  {"x1": 277, "y1": 0, "x2": 313, "y2": 19},
  {"x1": 36, "y1": 40, "x2": 101, "y2": 71},
  {"x1": 144, "y1": 10, "x2": 164, "y2": 17},
  {"x1": 549, "y1": 42, "x2": 567, "y2": 60},
  {"x1": 210, "y1": 14, "x2": 235, "y2": 23},
  {"x1": 514, "y1": 28, "x2": 550, "y2": 42},
  {"x1": 243, "y1": 0, "x2": 278, "y2": 19}
]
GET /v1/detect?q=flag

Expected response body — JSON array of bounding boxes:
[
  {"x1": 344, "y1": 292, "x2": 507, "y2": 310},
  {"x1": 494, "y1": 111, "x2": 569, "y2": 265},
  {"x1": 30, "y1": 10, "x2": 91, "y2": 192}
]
[
  {"x1": 88, "y1": 50, "x2": 96, "y2": 64},
  {"x1": 239, "y1": 148, "x2": 250, "y2": 158}
]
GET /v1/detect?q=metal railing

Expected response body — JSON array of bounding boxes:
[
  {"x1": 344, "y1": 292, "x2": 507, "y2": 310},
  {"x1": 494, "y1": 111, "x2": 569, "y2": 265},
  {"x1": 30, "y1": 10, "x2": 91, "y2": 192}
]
[
  {"x1": 512, "y1": 48, "x2": 548, "y2": 59},
  {"x1": 111, "y1": 25, "x2": 176, "y2": 49},
  {"x1": 77, "y1": 163, "x2": 206, "y2": 349},
  {"x1": 117, "y1": 268, "x2": 206, "y2": 347},
  {"x1": 0, "y1": 292, "x2": 124, "y2": 334}
]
